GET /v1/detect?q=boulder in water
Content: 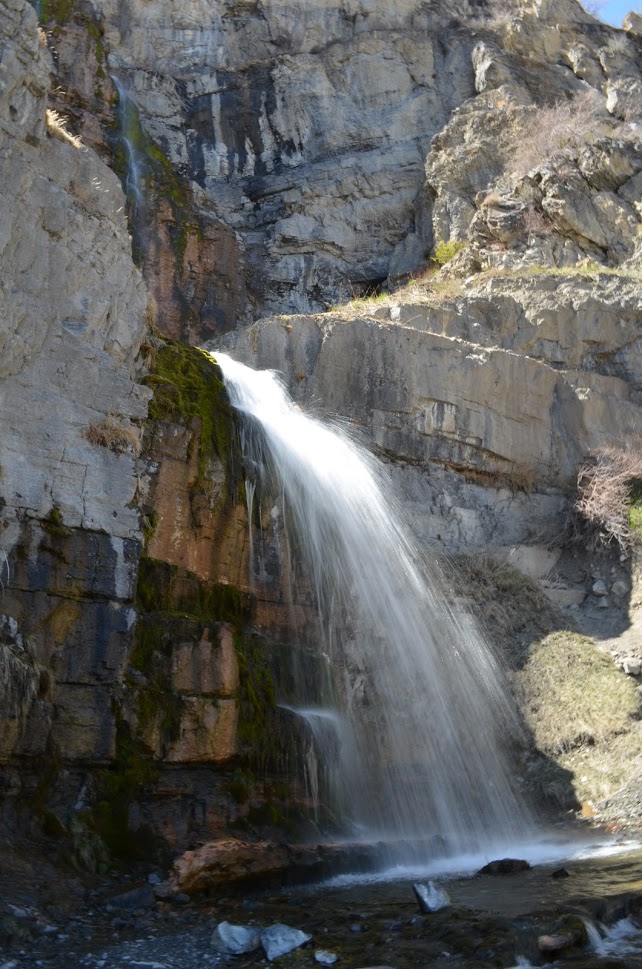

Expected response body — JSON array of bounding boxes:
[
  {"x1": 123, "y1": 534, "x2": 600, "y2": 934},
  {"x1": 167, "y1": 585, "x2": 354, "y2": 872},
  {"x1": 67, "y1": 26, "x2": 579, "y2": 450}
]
[
  {"x1": 211, "y1": 921, "x2": 261, "y2": 955},
  {"x1": 477, "y1": 858, "x2": 531, "y2": 875},
  {"x1": 261, "y1": 923, "x2": 312, "y2": 960},
  {"x1": 413, "y1": 881, "x2": 450, "y2": 912}
]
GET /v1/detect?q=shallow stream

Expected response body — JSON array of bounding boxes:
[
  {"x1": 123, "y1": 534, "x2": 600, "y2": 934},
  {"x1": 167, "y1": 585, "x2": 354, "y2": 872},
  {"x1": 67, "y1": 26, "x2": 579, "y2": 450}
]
[{"x1": 7, "y1": 836, "x2": 642, "y2": 969}]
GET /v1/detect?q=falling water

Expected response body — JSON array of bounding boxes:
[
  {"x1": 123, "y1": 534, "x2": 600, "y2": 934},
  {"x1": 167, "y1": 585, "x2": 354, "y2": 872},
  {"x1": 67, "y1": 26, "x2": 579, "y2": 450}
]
[
  {"x1": 213, "y1": 352, "x2": 534, "y2": 854},
  {"x1": 111, "y1": 75, "x2": 145, "y2": 212},
  {"x1": 245, "y1": 477, "x2": 256, "y2": 582}
]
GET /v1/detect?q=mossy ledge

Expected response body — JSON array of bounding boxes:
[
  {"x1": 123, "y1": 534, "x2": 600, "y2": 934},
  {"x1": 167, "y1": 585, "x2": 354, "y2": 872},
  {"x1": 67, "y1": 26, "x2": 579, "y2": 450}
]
[{"x1": 144, "y1": 340, "x2": 241, "y2": 500}]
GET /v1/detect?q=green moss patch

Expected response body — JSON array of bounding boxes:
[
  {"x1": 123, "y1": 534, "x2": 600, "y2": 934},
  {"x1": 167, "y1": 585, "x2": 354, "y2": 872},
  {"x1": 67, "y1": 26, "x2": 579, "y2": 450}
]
[
  {"x1": 135, "y1": 557, "x2": 253, "y2": 624},
  {"x1": 92, "y1": 722, "x2": 160, "y2": 859},
  {"x1": 145, "y1": 341, "x2": 239, "y2": 493}
]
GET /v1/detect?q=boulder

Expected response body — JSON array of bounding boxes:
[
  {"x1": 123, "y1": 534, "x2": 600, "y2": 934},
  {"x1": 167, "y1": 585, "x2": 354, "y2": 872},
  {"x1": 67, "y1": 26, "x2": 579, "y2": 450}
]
[
  {"x1": 477, "y1": 858, "x2": 531, "y2": 875},
  {"x1": 211, "y1": 921, "x2": 261, "y2": 955},
  {"x1": 261, "y1": 924, "x2": 312, "y2": 961}
]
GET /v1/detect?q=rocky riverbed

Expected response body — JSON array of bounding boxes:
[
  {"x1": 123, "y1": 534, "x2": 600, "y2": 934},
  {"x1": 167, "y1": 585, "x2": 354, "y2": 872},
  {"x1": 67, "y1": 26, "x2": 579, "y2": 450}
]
[{"x1": 5, "y1": 832, "x2": 642, "y2": 969}]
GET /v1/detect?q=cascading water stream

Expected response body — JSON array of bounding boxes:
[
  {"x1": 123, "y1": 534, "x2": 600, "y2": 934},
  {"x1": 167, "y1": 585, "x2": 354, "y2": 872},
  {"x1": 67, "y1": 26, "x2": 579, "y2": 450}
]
[
  {"x1": 213, "y1": 352, "x2": 535, "y2": 855},
  {"x1": 111, "y1": 74, "x2": 145, "y2": 213}
]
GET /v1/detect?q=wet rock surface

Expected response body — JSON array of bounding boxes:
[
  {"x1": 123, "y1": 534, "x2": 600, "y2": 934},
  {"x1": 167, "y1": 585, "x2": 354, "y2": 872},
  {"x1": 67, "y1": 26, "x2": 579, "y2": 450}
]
[{"x1": 5, "y1": 841, "x2": 642, "y2": 968}]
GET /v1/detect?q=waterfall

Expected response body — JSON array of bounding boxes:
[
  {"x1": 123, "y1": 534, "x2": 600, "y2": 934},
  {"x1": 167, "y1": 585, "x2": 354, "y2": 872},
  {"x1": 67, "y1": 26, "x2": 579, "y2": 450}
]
[
  {"x1": 111, "y1": 75, "x2": 145, "y2": 213},
  {"x1": 213, "y1": 352, "x2": 534, "y2": 854}
]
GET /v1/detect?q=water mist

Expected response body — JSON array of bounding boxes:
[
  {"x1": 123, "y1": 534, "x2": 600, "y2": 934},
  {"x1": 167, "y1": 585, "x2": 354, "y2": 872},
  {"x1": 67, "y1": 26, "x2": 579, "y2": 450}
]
[{"x1": 213, "y1": 352, "x2": 534, "y2": 857}]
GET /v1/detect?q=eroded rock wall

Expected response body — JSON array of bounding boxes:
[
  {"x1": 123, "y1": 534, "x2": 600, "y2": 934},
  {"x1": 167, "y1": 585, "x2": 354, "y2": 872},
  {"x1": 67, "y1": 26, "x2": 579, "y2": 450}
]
[
  {"x1": 0, "y1": 0, "x2": 149, "y2": 769},
  {"x1": 36, "y1": 0, "x2": 642, "y2": 339}
]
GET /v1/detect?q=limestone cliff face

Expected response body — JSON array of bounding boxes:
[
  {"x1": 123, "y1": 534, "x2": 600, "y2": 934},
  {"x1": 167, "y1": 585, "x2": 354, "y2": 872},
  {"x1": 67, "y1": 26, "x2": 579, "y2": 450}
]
[
  {"x1": 220, "y1": 268, "x2": 641, "y2": 611},
  {"x1": 39, "y1": 0, "x2": 642, "y2": 339},
  {"x1": 0, "y1": 0, "x2": 149, "y2": 768},
  {"x1": 0, "y1": 2, "x2": 289, "y2": 852}
]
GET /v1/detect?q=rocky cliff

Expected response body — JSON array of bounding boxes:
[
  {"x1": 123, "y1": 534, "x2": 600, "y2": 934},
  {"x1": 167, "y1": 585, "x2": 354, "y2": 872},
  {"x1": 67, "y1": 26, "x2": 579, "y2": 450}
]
[
  {"x1": 1, "y1": 0, "x2": 642, "y2": 877},
  {"x1": 36, "y1": 0, "x2": 642, "y2": 340}
]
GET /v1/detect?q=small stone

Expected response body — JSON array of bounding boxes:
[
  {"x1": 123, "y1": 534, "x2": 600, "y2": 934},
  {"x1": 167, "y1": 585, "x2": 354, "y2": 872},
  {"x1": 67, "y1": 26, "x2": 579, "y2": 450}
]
[
  {"x1": 597, "y1": 596, "x2": 610, "y2": 609},
  {"x1": 173, "y1": 893, "x2": 190, "y2": 904},
  {"x1": 108, "y1": 885, "x2": 155, "y2": 910},
  {"x1": 211, "y1": 921, "x2": 261, "y2": 955},
  {"x1": 623, "y1": 658, "x2": 641, "y2": 676},
  {"x1": 551, "y1": 868, "x2": 570, "y2": 879},
  {"x1": 261, "y1": 924, "x2": 312, "y2": 961},
  {"x1": 147, "y1": 873, "x2": 162, "y2": 886},
  {"x1": 315, "y1": 950, "x2": 338, "y2": 965},
  {"x1": 612, "y1": 580, "x2": 629, "y2": 598},
  {"x1": 152, "y1": 882, "x2": 173, "y2": 900},
  {"x1": 538, "y1": 932, "x2": 579, "y2": 953},
  {"x1": 592, "y1": 579, "x2": 608, "y2": 596}
]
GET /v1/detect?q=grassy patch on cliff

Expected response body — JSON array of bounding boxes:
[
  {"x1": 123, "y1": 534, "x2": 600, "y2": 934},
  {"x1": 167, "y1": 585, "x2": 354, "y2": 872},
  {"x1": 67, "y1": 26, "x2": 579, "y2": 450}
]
[
  {"x1": 516, "y1": 631, "x2": 639, "y2": 755},
  {"x1": 515, "y1": 631, "x2": 642, "y2": 806}
]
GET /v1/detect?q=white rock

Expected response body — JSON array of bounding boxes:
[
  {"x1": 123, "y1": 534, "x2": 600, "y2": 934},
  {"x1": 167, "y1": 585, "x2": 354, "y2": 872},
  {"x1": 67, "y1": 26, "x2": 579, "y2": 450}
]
[
  {"x1": 413, "y1": 881, "x2": 450, "y2": 913},
  {"x1": 211, "y1": 921, "x2": 261, "y2": 955},
  {"x1": 315, "y1": 950, "x2": 339, "y2": 965},
  {"x1": 623, "y1": 659, "x2": 641, "y2": 676},
  {"x1": 261, "y1": 924, "x2": 312, "y2": 961}
]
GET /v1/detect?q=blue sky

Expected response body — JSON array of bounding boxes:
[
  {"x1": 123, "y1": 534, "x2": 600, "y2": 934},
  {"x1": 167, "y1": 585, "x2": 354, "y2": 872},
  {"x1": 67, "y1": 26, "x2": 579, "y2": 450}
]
[{"x1": 596, "y1": 0, "x2": 641, "y2": 25}]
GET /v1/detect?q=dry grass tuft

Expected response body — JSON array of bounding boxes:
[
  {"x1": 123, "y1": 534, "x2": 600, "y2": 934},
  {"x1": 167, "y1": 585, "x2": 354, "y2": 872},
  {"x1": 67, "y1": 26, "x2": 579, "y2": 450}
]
[
  {"x1": 445, "y1": 554, "x2": 560, "y2": 667},
  {"x1": 85, "y1": 418, "x2": 141, "y2": 455},
  {"x1": 45, "y1": 109, "x2": 83, "y2": 150},
  {"x1": 510, "y1": 89, "x2": 609, "y2": 176}
]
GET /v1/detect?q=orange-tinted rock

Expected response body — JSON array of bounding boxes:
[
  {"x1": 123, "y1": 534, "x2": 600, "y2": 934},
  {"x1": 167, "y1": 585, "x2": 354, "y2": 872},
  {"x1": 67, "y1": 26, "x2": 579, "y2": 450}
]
[
  {"x1": 171, "y1": 624, "x2": 239, "y2": 697},
  {"x1": 166, "y1": 697, "x2": 238, "y2": 764}
]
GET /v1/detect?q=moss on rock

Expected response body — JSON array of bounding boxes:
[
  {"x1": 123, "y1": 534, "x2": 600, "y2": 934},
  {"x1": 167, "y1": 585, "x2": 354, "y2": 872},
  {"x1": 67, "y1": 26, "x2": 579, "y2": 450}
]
[{"x1": 145, "y1": 341, "x2": 240, "y2": 496}]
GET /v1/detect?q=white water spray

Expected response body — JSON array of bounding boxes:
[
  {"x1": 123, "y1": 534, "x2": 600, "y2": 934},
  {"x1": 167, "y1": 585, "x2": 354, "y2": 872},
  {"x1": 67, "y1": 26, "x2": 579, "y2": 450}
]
[{"x1": 213, "y1": 352, "x2": 534, "y2": 853}]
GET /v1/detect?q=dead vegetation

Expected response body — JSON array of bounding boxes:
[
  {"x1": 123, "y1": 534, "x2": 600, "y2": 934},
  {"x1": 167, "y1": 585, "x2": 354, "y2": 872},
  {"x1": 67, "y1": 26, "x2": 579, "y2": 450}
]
[
  {"x1": 85, "y1": 417, "x2": 140, "y2": 455},
  {"x1": 510, "y1": 90, "x2": 609, "y2": 176},
  {"x1": 515, "y1": 630, "x2": 639, "y2": 756},
  {"x1": 45, "y1": 109, "x2": 83, "y2": 150},
  {"x1": 445, "y1": 553, "x2": 561, "y2": 667},
  {"x1": 575, "y1": 447, "x2": 642, "y2": 550}
]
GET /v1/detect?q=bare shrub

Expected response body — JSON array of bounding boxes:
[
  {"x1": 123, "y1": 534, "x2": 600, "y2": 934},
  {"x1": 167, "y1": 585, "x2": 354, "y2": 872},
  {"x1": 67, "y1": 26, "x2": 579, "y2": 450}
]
[
  {"x1": 511, "y1": 89, "x2": 608, "y2": 176},
  {"x1": 85, "y1": 418, "x2": 140, "y2": 455},
  {"x1": 575, "y1": 447, "x2": 642, "y2": 548}
]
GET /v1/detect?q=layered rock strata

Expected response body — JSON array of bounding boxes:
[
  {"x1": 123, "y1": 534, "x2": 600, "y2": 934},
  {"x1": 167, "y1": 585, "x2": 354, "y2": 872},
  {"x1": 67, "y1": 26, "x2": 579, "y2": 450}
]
[{"x1": 36, "y1": 0, "x2": 641, "y2": 337}]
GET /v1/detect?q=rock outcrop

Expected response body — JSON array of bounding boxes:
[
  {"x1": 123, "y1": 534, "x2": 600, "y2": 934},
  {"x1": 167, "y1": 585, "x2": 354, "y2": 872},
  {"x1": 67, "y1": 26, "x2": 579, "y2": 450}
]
[
  {"x1": 220, "y1": 269, "x2": 642, "y2": 554},
  {"x1": 36, "y1": 0, "x2": 641, "y2": 337},
  {"x1": 0, "y1": 0, "x2": 148, "y2": 767},
  {"x1": 0, "y1": 0, "x2": 300, "y2": 854}
]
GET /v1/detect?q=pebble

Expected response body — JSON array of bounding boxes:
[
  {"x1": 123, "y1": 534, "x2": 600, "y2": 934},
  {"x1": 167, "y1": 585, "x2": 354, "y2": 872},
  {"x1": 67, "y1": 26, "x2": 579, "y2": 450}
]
[{"x1": 315, "y1": 950, "x2": 338, "y2": 965}]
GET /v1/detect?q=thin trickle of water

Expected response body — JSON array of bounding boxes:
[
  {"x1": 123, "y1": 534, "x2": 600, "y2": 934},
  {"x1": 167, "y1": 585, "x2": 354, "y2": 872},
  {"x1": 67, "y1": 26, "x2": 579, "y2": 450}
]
[
  {"x1": 245, "y1": 478, "x2": 256, "y2": 582},
  {"x1": 213, "y1": 352, "x2": 535, "y2": 854},
  {"x1": 111, "y1": 75, "x2": 145, "y2": 211}
]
